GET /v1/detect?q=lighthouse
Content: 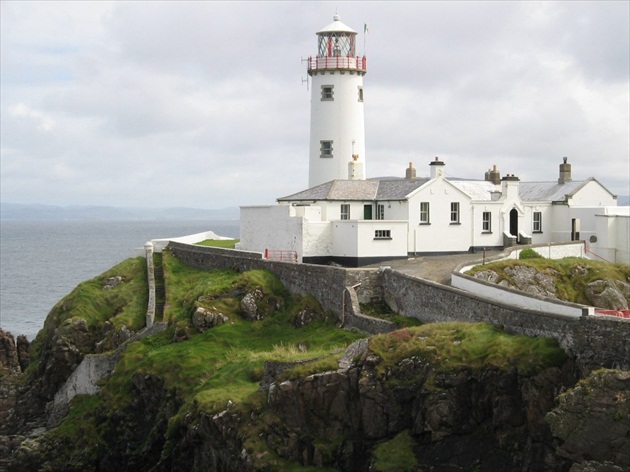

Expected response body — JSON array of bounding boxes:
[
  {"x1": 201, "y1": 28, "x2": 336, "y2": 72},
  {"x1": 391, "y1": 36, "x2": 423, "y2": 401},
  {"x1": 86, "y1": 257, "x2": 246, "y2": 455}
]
[{"x1": 307, "y1": 14, "x2": 367, "y2": 188}]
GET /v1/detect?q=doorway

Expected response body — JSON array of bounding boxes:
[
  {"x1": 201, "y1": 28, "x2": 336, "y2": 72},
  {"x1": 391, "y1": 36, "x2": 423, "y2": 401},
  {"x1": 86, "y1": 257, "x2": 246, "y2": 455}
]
[{"x1": 509, "y1": 209, "x2": 518, "y2": 241}]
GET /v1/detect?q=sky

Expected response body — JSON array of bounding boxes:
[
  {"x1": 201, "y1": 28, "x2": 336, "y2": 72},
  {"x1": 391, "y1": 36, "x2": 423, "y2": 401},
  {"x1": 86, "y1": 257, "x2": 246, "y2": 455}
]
[{"x1": 1, "y1": 1, "x2": 629, "y2": 210}]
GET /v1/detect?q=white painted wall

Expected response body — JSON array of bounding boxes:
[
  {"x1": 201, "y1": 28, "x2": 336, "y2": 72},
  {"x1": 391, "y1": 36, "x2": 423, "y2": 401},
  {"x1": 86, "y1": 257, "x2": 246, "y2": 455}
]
[
  {"x1": 330, "y1": 220, "x2": 408, "y2": 258},
  {"x1": 406, "y1": 178, "x2": 474, "y2": 252},
  {"x1": 569, "y1": 180, "x2": 617, "y2": 207},
  {"x1": 592, "y1": 209, "x2": 630, "y2": 264},
  {"x1": 452, "y1": 274, "x2": 588, "y2": 318},
  {"x1": 309, "y1": 70, "x2": 365, "y2": 187},
  {"x1": 238, "y1": 205, "x2": 304, "y2": 259}
]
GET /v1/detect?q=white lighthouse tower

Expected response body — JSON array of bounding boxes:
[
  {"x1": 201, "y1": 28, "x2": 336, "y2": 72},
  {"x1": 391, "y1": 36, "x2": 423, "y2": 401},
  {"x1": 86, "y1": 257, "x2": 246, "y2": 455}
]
[{"x1": 307, "y1": 14, "x2": 367, "y2": 188}]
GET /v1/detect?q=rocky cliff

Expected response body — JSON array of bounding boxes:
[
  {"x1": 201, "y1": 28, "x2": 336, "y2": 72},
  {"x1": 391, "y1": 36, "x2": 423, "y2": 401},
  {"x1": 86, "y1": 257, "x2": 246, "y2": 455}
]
[{"x1": 2, "y1": 256, "x2": 629, "y2": 472}]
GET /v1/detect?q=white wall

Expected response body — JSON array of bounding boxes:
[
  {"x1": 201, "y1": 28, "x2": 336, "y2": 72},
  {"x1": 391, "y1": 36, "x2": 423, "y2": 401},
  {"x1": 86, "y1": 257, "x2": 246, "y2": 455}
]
[
  {"x1": 406, "y1": 178, "x2": 474, "y2": 252},
  {"x1": 569, "y1": 180, "x2": 617, "y2": 207},
  {"x1": 592, "y1": 209, "x2": 630, "y2": 264},
  {"x1": 238, "y1": 205, "x2": 304, "y2": 259},
  {"x1": 309, "y1": 70, "x2": 365, "y2": 187},
  {"x1": 331, "y1": 220, "x2": 407, "y2": 258},
  {"x1": 452, "y1": 275, "x2": 588, "y2": 318}
]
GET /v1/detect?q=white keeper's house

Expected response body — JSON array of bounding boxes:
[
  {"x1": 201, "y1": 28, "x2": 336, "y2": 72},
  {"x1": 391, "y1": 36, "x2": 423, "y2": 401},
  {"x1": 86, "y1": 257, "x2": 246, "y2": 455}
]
[{"x1": 237, "y1": 14, "x2": 626, "y2": 267}]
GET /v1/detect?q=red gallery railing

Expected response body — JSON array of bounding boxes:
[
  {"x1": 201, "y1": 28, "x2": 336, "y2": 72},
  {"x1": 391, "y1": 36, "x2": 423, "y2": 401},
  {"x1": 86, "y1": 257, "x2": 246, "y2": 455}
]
[{"x1": 307, "y1": 56, "x2": 367, "y2": 72}]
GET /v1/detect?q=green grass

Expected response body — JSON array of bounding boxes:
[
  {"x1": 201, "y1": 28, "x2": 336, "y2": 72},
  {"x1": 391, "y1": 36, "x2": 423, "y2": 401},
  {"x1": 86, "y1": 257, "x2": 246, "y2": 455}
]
[
  {"x1": 101, "y1": 255, "x2": 362, "y2": 414},
  {"x1": 370, "y1": 322, "x2": 566, "y2": 377},
  {"x1": 466, "y1": 257, "x2": 630, "y2": 305},
  {"x1": 196, "y1": 239, "x2": 240, "y2": 248},
  {"x1": 360, "y1": 301, "x2": 423, "y2": 328},
  {"x1": 372, "y1": 430, "x2": 418, "y2": 472}
]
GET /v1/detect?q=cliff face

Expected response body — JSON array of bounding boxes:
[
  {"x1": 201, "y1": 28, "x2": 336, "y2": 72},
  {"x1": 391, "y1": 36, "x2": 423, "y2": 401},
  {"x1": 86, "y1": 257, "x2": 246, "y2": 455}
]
[
  {"x1": 156, "y1": 334, "x2": 576, "y2": 472},
  {"x1": 3, "y1": 258, "x2": 630, "y2": 472}
]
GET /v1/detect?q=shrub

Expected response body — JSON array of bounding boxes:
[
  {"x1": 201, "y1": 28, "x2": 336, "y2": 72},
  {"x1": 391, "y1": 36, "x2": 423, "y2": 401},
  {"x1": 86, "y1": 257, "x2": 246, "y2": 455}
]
[{"x1": 519, "y1": 248, "x2": 543, "y2": 259}]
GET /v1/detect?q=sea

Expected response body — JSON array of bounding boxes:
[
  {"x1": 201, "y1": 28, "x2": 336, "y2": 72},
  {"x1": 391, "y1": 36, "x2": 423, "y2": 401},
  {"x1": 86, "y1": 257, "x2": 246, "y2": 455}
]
[{"x1": 0, "y1": 220, "x2": 240, "y2": 341}]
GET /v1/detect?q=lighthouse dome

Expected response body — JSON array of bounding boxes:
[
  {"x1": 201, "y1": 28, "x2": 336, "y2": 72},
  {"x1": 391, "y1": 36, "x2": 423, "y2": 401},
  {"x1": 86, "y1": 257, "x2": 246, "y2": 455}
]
[{"x1": 317, "y1": 14, "x2": 357, "y2": 35}]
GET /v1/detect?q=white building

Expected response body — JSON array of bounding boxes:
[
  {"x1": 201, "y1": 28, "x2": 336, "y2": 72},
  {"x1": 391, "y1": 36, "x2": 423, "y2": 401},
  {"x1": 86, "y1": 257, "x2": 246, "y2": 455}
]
[
  {"x1": 237, "y1": 16, "x2": 624, "y2": 266},
  {"x1": 238, "y1": 158, "x2": 620, "y2": 266}
]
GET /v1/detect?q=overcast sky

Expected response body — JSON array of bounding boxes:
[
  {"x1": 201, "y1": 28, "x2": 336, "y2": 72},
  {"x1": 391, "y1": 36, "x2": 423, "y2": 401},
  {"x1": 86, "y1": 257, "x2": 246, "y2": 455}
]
[{"x1": 1, "y1": 1, "x2": 628, "y2": 210}]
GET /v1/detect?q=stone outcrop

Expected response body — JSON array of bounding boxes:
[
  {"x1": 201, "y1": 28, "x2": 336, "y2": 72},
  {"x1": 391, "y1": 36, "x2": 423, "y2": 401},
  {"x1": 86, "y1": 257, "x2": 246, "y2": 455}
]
[
  {"x1": 192, "y1": 306, "x2": 228, "y2": 332},
  {"x1": 0, "y1": 329, "x2": 21, "y2": 374},
  {"x1": 239, "y1": 289, "x2": 264, "y2": 321},
  {"x1": 546, "y1": 369, "x2": 630, "y2": 471},
  {"x1": 475, "y1": 266, "x2": 559, "y2": 298},
  {"x1": 257, "y1": 346, "x2": 575, "y2": 471},
  {"x1": 473, "y1": 265, "x2": 630, "y2": 311},
  {"x1": 585, "y1": 280, "x2": 629, "y2": 310}
]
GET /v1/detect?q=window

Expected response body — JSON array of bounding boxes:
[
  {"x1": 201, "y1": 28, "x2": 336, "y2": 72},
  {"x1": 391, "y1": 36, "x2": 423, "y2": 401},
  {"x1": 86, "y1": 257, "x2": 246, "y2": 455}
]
[
  {"x1": 420, "y1": 202, "x2": 430, "y2": 224},
  {"x1": 340, "y1": 204, "x2": 350, "y2": 220},
  {"x1": 482, "y1": 211, "x2": 491, "y2": 232},
  {"x1": 320, "y1": 140, "x2": 333, "y2": 158},
  {"x1": 450, "y1": 202, "x2": 460, "y2": 224},
  {"x1": 376, "y1": 204, "x2": 385, "y2": 220},
  {"x1": 321, "y1": 85, "x2": 334, "y2": 101},
  {"x1": 374, "y1": 230, "x2": 391, "y2": 239},
  {"x1": 533, "y1": 212, "x2": 542, "y2": 232},
  {"x1": 358, "y1": 86, "x2": 364, "y2": 102}
]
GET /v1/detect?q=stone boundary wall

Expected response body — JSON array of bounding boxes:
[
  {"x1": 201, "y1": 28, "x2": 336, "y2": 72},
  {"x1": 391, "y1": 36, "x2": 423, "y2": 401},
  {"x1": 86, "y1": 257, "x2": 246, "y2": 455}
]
[
  {"x1": 342, "y1": 286, "x2": 395, "y2": 334},
  {"x1": 382, "y1": 269, "x2": 630, "y2": 373},
  {"x1": 168, "y1": 242, "x2": 629, "y2": 373},
  {"x1": 168, "y1": 242, "x2": 384, "y2": 327},
  {"x1": 145, "y1": 242, "x2": 156, "y2": 327}
]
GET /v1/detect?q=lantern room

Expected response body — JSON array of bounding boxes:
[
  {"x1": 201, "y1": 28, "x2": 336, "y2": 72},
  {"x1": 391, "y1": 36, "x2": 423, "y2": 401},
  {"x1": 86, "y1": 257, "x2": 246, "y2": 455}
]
[
  {"x1": 308, "y1": 14, "x2": 367, "y2": 75},
  {"x1": 317, "y1": 14, "x2": 356, "y2": 57}
]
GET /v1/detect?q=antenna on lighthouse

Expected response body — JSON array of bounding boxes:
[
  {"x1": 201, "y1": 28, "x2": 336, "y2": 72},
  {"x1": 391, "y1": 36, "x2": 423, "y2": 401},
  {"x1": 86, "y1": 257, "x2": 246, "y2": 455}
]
[{"x1": 300, "y1": 57, "x2": 310, "y2": 91}]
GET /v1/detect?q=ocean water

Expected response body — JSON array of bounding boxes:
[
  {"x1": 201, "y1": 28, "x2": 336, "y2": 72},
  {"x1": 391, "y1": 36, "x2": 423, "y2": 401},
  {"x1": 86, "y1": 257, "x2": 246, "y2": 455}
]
[{"x1": 0, "y1": 220, "x2": 239, "y2": 341}]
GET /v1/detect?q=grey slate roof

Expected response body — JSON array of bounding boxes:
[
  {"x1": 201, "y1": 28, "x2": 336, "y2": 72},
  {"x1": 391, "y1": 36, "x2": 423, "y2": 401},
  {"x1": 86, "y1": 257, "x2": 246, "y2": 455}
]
[
  {"x1": 450, "y1": 180, "x2": 501, "y2": 200},
  {"x1": 278, "y1": 179, "x2": 430, "y2": 202},
  {"x1": 518, "y1": 179, "x2": 592, "y2": 202},
  {"x1": 278, "y1": 177, "x2": 606, "y2": 203}
]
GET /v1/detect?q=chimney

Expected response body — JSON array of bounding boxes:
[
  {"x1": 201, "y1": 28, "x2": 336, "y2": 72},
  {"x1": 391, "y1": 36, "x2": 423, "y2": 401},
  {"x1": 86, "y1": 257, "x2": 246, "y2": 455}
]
[
  {"x1": 348, "y1": 154, "x2": 364, "y2": 180},
  {"x1": 405, "y1": 162, "x2": 416, "y2": 179},
  {"x1": 484, "y1": 164, "x2": 501, "y2": 185},
  {"x1": 558, "y1": 157, "x2": 572, "y2": 184},
  {"x1": 429, "y1": 156, "x2": 445, "y2": 179},
  {"x1": 501, "y1": 173, "x2": 520, "y2": 199}
]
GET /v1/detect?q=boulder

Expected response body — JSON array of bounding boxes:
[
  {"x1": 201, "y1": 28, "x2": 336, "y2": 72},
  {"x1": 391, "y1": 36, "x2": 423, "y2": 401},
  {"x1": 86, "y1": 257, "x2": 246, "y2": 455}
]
[
  {"x1": 504, "y1": 266, "x2": 558, "y2": 298},
  {"x1": 103, "y1": 276, "x2": 124, "y2": 290},
  {"x1": 192, "y1": 307, "x2": 228, "y2": 332},
  {"x1": 585, "y1": 280, "x2": 628, "y2": 310},
  {"x1": 473, "y1": 270, "x2": 501, "y2": 284},
  {"x1": 239, "y1": 289, "x2": 264, "y2": 321}
]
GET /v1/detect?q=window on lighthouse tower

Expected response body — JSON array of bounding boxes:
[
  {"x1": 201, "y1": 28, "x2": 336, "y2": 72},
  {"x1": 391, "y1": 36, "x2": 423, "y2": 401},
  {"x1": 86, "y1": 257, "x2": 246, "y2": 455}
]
[
  {"x1": 321, "y1": 85, "x2": 334, "y2": 101},
  {"x1": 320, "y1": 140, "x2": 333, "y2": 158}
]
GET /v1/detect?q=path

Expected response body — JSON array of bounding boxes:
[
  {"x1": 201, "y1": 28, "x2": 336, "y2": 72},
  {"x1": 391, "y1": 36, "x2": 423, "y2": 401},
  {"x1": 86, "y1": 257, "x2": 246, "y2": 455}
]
[{"x1": 367, "y1": 250, "x2": 502, "y2": 285}]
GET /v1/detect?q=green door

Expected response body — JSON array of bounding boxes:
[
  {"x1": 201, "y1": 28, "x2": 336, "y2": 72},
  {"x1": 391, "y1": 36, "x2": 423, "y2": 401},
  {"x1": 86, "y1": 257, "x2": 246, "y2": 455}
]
[{"x1": 364, "y1": 204, "x2": 373, "y2": 220}]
